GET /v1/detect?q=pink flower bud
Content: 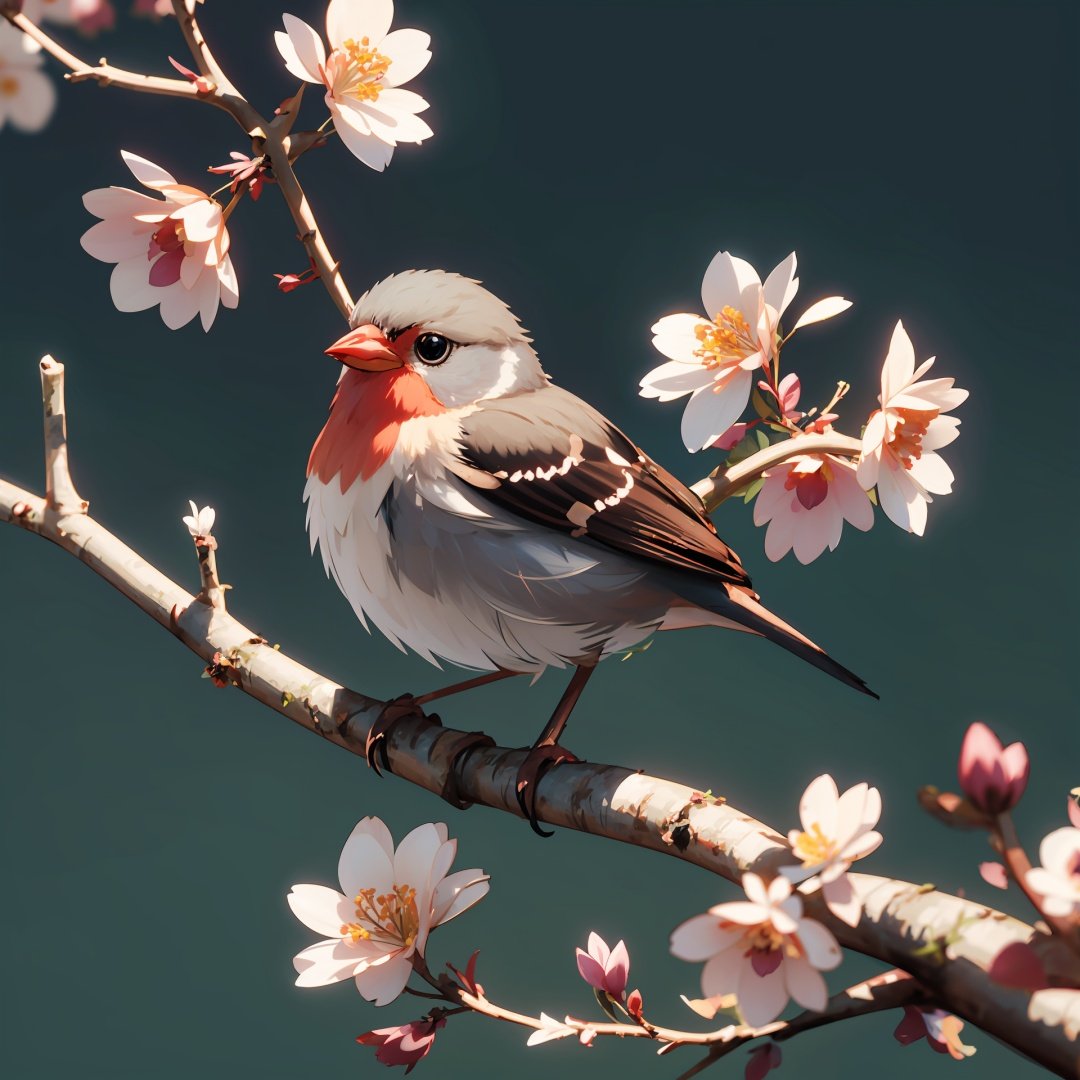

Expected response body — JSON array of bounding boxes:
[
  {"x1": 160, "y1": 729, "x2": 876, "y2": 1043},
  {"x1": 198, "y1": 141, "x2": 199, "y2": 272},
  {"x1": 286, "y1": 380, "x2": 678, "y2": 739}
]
[
  {"x1": 746, "y1": 1042, "x2": 782, "y2": 1080},
  {"x1": 957, "y1": 722, "x2": 1029, "y2": 814},
  {"x1": 357, "y1": 1017, "x2": 445, "y2": 1073},
  {"x1": 575, "y1": 932, "x2": 629, "y2": 1001}
]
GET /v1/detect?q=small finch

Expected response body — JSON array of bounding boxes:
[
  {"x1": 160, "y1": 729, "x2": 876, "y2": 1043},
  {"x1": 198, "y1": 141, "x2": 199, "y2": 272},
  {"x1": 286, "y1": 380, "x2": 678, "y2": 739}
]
[{"x1": 305, "y1": 271, "x2": 874, "y2": 830}]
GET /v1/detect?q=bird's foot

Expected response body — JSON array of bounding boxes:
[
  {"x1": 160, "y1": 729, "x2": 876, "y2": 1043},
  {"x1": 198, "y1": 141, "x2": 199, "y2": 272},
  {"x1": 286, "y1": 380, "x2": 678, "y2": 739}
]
[
  {"x1": 365, "y1": 694, "x2": 427, "y2": 776},
  {"x1": 515, "y1": 742, "x2": 581, "y2": 838}
]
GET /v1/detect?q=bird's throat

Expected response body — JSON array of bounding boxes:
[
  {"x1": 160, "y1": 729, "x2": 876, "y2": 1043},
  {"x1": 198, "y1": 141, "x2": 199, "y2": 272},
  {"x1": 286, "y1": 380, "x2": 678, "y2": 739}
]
[{"x1": 308, "y1": 368, "x2": 446, "y2": 490}]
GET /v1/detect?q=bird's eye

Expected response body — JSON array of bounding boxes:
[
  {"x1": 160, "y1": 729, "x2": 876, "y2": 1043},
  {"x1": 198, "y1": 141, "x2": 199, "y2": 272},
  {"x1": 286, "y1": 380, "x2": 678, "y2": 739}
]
[{"x1": 414, "y1": 332, "x2": 452, "y2": 366}]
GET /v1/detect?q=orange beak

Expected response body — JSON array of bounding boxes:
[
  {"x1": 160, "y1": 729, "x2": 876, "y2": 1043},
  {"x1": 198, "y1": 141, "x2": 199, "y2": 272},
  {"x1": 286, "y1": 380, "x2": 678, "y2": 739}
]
[{"x1": 325, "y1": 323, "x2": 402, "y2": 371}]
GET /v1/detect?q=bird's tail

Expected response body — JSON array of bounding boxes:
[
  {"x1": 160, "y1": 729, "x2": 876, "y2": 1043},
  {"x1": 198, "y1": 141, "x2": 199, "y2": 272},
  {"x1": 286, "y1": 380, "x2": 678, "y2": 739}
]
[{"x1": 705, "y1": 587, "x2": 878, "y2": 699}]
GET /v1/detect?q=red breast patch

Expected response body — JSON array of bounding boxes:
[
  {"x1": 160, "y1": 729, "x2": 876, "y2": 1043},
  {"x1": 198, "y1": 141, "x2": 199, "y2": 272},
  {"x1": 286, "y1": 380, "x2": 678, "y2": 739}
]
[{"x1": 308, "y1": 368, "x2": 446, "y2": 490}]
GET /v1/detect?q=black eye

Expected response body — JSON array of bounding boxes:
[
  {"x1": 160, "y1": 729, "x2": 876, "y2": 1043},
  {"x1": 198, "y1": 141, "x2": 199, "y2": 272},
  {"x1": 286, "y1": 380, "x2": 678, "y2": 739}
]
[{"x1": 414, "y1": 332, "x2": 452, "y2": 365}]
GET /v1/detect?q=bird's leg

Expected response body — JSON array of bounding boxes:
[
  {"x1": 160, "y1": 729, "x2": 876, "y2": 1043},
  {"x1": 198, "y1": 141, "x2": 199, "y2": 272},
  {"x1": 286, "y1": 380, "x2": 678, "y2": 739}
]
[
  {"x1": 413, "y1": 668, "x2": 521, "y2": 707},
  {"x1": 365, "y1": 669, "x2": 520, "y2": 774},
  {"x1": 515, "y1": 663, "x2": 596, "y2": 837}
]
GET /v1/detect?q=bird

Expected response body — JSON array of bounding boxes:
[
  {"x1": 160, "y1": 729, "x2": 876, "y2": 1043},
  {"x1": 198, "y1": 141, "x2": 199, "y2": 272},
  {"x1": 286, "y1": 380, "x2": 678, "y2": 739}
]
[{"x1": 305, "y1": 269, "x2": 874, "y2": 832}]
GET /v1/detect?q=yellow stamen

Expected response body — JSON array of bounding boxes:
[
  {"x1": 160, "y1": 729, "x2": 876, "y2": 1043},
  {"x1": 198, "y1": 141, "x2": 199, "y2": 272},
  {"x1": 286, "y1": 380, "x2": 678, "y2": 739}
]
[
  {"x1": 0, "y1": 76, "x2": 19, "y2": 98},
  {"x1": 885, "y1": 406, "x2": 939, "y2": 469},
  {"x1": 694, "y1": 307, "x2": 761, "y2": 373},
  {"x1": 337, "y1": 35, "x2": 391, "y2": 103},
  {"x1": 340, "y1": 882, "x2": 420, "y2": 949},
  {"x1": 793, "y1": 822, "x2": 839, "y2": 867}
]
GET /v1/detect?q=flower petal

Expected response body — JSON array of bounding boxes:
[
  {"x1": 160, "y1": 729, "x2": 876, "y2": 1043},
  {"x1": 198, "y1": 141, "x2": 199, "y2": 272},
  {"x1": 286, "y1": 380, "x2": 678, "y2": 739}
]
[
  {"x1": 670, "y1": 913, "x2": 731, "y2": 960},
  {"x1": 680, "y1": 369, "x2": 753, "y2": 453},
  {"x1": 762, "y1": 252, "x2": 798, "y2": 318},
  {"x1": 700, "y1": 250, "x2": 761, "y2": 321},
  {"x1": 287, "y1": 883, "x2": 353, "y2": 936},
  {"x1": 790, "y1": 296, "x2": 852, "y2": 332},
  {"x1": 784, "y1": 956, "x2": 827, "y2": 1011},
  {"x1": 356, "y1": 951, "x2": 413, "y2": 1006},
  {"x1": 327, "y1": 0, "x2": 393, "y2": 47},
  {"x1": 121, "y1": 150, "x2": 176, "y2": 188},
  {"x1": 381, "y1": 27, "x2": 432, "y2": 86},
  {"x1": 338, "y1": 826, "x2": 395, "y2": 898}
]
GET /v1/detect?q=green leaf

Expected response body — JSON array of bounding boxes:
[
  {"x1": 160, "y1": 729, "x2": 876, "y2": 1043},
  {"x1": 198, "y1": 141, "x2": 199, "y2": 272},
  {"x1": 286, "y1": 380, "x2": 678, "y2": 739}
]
[{"x1": 742, "y1": 477, "x2": 765, "y2": 503}]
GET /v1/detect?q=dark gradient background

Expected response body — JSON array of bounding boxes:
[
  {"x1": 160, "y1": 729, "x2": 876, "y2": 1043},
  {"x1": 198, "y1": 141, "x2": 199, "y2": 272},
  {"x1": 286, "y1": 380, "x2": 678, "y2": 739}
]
[{"x1": 1, "y1": 1, "x2": 1077, "y2": 1077}]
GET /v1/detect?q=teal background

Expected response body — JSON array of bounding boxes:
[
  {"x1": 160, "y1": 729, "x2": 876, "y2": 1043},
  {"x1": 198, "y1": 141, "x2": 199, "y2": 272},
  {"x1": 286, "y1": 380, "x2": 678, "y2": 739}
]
[{"x1": 1, "y1": 1, "x2": 1077, "y2": 1077}]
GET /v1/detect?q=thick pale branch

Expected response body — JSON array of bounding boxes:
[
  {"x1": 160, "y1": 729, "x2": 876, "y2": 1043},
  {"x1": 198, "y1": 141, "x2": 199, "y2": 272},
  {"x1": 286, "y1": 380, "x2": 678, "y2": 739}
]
[
  {"x1": 1, "y1": 366, "x2": 1076, "y2": 1075},
  {"x1": 691, "y1": 432, "x2": 863, "y2": 513}
]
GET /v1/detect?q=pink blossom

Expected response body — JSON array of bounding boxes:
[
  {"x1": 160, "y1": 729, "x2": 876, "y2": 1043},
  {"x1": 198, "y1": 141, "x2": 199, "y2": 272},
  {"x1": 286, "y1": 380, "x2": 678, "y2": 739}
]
[
  {"x1": 288, "y1": 817, "x2": 488, "y2": 1006},
  {"x1": 22, "y1": 0, "x2": 112, "y2": 33},
  {"x1": 274, "y1": 0, "x2": 433, "y2": 172},
  {"x1": 754, "y1": 448, "x2": 873, "y2": 564},
  {"x1": 0, "y1": 19, "x2": 56, "y2": 133},
  {"x1": 857, "y1": 320, "x2": 968, "y2": 535},
  {"x1": 132, "y1": 0, "x2": 174, "y2": 17},
  {"x1": 894, "y1": 1007, "x2": 977, "y2": 1059},
  {"x1": 80, "y1": 151, "x2": 239, "y2": 331},
  {"x1": 780, "y1": 775, "x2": 882, "y2": 926},
  {"x1": 575, "y1": 932, "x2": 629, "y2": 1001},
  {"x1": 670, "y1": 873, "x2": 841, "y2": 1027},
  {"x1": 957, "y1": 721, "x2": 1029, "y2": 814},
  {"x1": 712, "y1": 421, "x2": 756, "y2": 451},
  {"x1": 167, "y1": 55, "x2": 213, "y2": 93},
  {"x1": 357, "y1": 1016, "x2": 445, "y2": 1074}
]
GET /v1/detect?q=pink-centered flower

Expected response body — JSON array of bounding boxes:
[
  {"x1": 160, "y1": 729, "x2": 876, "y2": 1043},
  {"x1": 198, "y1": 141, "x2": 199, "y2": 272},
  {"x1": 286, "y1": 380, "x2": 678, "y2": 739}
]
[
  {"x1": 753, "y1": 447, "x2": 874, "y2": 564},
  {"x1": 274, "y1": 0, "x2": 432, "y2": 172},
  {"x1": 0, "y1": 20, "x2": 56, "y2": 133},
  {"x1": 575, "y1": 932, "x2": 629, "y2": 1001},
  {"x1": 81, "y1": 151, "x2": 239, "y2": 331},
  {"x1": 957, "y1": 721, "x2": 1029, "y2": 814},
  {"x1": 22, "y1": 0, "x2": 113, "y2": 32},
  {"x1": 779, "y1": 775, "x2": 882, "y2": 927},
  {"x1": 288, "y1": 817, "x2": 488, "y2": 1006},
  {"x1": 357, "y1": 1016, "x2": 445, "y2": 1074},
  {"x1": 670, "y1": 873, "x2": 842, "y2": 1027},
  {"x1": 1026, "y1": 827, "x2": 1080, "y2": 919},
  {"x1": 856, "y1": 320, "x2": 968, "y2": 535},
  {"x1": 894, "y1": 1006, "x2": 977, "y2": 1059},
  {"x1": 640, "y1": 251, "x2": 850, "y2": 452}
]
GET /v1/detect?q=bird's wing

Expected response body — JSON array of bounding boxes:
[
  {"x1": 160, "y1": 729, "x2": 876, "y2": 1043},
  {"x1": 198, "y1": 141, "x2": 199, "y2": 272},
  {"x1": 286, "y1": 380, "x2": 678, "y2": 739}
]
[{"x1": 451, "y1": 384, "x2": 753, "y2": 592}]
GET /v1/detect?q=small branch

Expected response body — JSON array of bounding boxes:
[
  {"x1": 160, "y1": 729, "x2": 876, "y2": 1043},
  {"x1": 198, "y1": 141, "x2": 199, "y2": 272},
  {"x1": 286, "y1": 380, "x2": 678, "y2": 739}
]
[
  {"x1": 3, "y1": 11, "x2": 257, "y2": 126},
  {"x1": 675, "y1": 970, "x2": 923, "y2": 1079},
  {"x1": 193, "y1": 539, "x2": 226, "y2": 611},
  {"x1": 998, "y1": 812, "x2": 1080, "y2": 957},
  {"x1": 263, "y1": 136, "x2": 355, "y2": 322},
  {"x1": 691, "y1": 433, "x2": 863, "y2": 513},
  {"x1": 38, "y1": 357, "x2": 86, "y2": 516},
  {"x1": 171, "y1": 0, "x2": 233, "y2": 92}
]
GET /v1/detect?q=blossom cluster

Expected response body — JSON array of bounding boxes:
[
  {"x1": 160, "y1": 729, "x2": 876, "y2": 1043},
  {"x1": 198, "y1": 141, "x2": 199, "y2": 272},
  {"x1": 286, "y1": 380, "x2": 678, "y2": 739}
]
[{"x1": 641, "y1": 250, "x2": 969, "y2": 560}]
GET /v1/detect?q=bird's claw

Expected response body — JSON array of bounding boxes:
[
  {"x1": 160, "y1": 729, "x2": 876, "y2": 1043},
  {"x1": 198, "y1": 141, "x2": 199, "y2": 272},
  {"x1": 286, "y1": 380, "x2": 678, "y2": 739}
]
[
  {"x1": 515, "y1": 743, "x2": 580, "y2": 838},
  {"x1": 365, "y1": 693, "x2": 427, "y2": 776}
]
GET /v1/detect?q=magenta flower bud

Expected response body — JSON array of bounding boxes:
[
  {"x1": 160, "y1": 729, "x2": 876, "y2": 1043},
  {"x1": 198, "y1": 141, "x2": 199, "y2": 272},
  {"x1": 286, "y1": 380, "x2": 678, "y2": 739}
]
[
  {"x1": 575, "y1": 932, "x2": 629, "y2": 1001},
  {"x1": 957, "y1": 722, "x2": 1029, "y2": 814},
  {"x1": 357, "y1": 1017, "x2": 445, "y2": 1074}
]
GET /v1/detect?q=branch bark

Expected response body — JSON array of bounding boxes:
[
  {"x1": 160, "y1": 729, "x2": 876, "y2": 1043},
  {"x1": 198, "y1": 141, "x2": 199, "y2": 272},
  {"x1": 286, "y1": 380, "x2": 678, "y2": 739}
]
[{"x1": 1, "y1": 360, "x2": 1077, "y2": 1077}]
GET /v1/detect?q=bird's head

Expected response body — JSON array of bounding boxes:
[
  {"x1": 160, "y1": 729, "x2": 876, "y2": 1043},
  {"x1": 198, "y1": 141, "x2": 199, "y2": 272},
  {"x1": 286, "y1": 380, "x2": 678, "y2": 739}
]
[{"x1": 325, "y1": 269, "x2": 548, "y2": 407}]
